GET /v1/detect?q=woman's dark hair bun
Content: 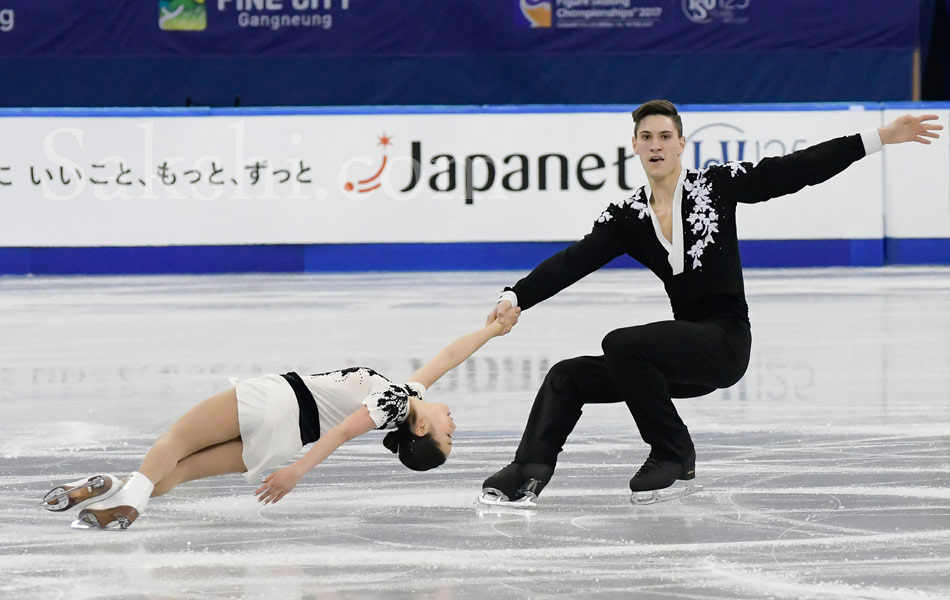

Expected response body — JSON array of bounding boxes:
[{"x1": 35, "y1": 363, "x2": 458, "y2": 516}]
[
  {"x1": 382, "y1": 430, "x2": 400, "y2": 454},
  {"x1": 382, "y1": 420, "x2": 447, "y2": 472}
]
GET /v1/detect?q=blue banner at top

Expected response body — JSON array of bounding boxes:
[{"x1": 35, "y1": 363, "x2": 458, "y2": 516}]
[{"x1": 0, "y1": 0, "x2": 919, "y2": 58}]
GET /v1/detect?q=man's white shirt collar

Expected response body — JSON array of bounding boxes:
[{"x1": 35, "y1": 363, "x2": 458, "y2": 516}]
[{"x1": 643, "y1": 167, "x2": 687, "y2": 276}]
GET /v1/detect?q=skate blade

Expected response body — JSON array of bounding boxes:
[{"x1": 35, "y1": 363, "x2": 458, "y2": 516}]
[
  {"x1": 73, "y1": 506, "x2": 137, "y2": 530},
  {"x1": 70, "y1": 518, "x2": 97, "y2": 530},
  {"x1": 477, "y1": 489, "x2": 537, "y2": 509},
  {"x1": 476, "y1": 503, "x2": 536, "y2": 519},
  {"x1": 40, "y1": 487, "x2": 70, "y2": 509},
  {"x1": 70, "y1": 516, "x2": 131, "y2": 530},
  {"x1": 630, "y1": 481, "x2": 702, "y2": 506}
]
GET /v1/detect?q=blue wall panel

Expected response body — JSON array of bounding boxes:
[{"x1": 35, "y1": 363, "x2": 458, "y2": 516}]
[
  {"x1": 738, "y1": 240, "x2": 884, "y2": 268},
  {"x1": 885, "y1": 238, "x2": 950, "y2": 265},
  {"x1": 0, "y1": 248, "x2": 29, "y2": 275},
  {"x1": 6, "y1": 239, "x2": 944, "y2": 276},
  {"x1": 21, "y1": 246, "x2": 304, "y2": 275},
  {"x1": 0, "y1": 52, "x2": 913, "y2": 109}
]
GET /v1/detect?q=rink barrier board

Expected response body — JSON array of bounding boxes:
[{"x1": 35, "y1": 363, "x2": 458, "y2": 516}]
[
  {"x1": 0, "y1": 103, "x2": 885, "y2": 117},
  {"x1": 884, "y1": 238, "x2": 950, "y2": 265},
  {"x1": 0, "y1": 104, "x2": 893, "y2": 248},
  {"x1": 2, "y1": 238, "x2": 944, "y2": 275},
  {"x1": 1, "y1": 102, "x2": 946, "y2": 273}
]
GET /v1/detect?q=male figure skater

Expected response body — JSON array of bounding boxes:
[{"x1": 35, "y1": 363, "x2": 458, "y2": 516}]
[{"x1": 480, "y1": 100, "x2": 942, "y2": 506}]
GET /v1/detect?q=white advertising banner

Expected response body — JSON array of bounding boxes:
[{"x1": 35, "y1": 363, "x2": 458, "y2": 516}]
[
  {"x1": 0, "y1": 107, "x2": 884, "y2": 247},
  {"x1": 883, "y1": 108, "x2": 950, "y2": 239}
]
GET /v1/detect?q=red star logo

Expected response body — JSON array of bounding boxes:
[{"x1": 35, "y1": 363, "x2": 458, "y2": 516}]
[{"x1": 377, "y1": 132, "x2": 393, "y2": 149}]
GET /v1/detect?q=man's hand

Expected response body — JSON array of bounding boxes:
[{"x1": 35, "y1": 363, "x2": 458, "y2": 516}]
[
  {"x1": 879, "y1": 114, "x2": 943, "y2": 145},
  {"x1": 486, "y1": 300, "x2": 521, "y2": 334},
  {"x1": 255, "y1": 465, "x2": 303, "y2": 505},
  {"x1": 485, "y1": 301, "x2": 504, "y2": 327}
]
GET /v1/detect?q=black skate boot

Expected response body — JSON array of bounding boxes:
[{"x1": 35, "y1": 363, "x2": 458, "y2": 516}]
[
  {"x1": 629, "y1": 449, "x2": 700, "y2": 505},
  {"x1": 478, "y1": 462, "x2": 553, "y2": 509}
]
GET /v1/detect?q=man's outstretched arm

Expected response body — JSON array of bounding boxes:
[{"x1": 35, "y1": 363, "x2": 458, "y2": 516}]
[
  {"x1": 723, "y1": 114, "x2": 942, "y2": 204},
  {"x1": 488, "y1": 225, "x2": 628, "y2": 327}
]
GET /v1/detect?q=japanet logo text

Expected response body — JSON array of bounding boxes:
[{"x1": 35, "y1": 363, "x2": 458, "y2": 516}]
[
  {"x1": 341, "y1": 133, "x2": 640, "y2": 205},
  {"x1": 0, "y1": 9, "x2": 14, "y2": 32}
]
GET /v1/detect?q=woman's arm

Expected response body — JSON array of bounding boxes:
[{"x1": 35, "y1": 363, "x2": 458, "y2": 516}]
[
  {"x1": 255, "y1": 406, "x2": 377, "y2": 504},
  {"x1": 407, "y1": 320, "x2": 507, "y2": 390}
]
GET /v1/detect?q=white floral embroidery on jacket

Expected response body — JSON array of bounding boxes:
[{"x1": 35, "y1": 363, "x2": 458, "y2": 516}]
[
  {"x1": 596, "y1": 191, "x2": 649, "y2": 224},
  {"x1": 627, "y1": 192, "x2": 649, "y2": 220},
  {"x1": 727, "y1": 161, "x2": 747, "y2": 177},
  {"x1": 682, "y1": 170, "x2": 720, "y2": 270}
]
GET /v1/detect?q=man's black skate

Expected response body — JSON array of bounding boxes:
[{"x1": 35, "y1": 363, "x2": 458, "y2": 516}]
[
  {"x1": 629, "y1": 450, "x2": 701, "y2": 505},
  {"x1": 478, "y1": 462, "x2": 553, "y2": 509}
]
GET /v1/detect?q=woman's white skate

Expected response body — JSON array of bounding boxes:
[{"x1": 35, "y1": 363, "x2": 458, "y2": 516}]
[
  {"x1": 70, "y1": 472, "x2": 154, "y2": 530},
  {"x1": 40, "y1": 474, "x2": 122, "y2": 512}
]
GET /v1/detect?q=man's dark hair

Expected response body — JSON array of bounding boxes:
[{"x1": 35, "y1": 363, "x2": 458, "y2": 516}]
[
  {"x1": 632, "y1": 99, "x2": 683, "y2": 138},
  {"x1": 382, "y1": 419, "x2": 447, "y2": 471}
]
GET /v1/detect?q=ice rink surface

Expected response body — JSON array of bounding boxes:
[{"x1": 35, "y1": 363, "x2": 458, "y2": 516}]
[{"x1": 1, "y1": 267, "x2": 949, "y2": 599}]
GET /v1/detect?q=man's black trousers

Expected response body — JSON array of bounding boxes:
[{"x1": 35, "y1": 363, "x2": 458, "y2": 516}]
[{"x1": 514, "y1": 316, "x2": 752, "y2": 467}]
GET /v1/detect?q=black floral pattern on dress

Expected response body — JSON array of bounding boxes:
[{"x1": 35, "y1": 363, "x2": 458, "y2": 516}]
[
  {"x1": 337, "y1": 366, "x2": 382, "y2": 378},
  {"x1": 305, "y1": 366, "x2": 412, "y2": 429},
  {"x1": 310, "y1": 366, "x2": 382, "y2": 380},
  {"x1": 367, "y1": 384, "x2": 411, "y2": 430}
]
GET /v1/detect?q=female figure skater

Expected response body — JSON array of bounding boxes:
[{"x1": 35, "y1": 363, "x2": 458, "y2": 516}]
[
  {"x1": 41, "y1": 315, "x2": 517, "y2": 528},
  {"x1": 481, "y1": 101, "x2": 942, "y2": 506}
]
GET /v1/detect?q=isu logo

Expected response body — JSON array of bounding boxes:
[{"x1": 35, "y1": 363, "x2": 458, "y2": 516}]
[
  {"x1": 682, "y1": 0, "x2": 750, "y2": 25},
  {"x1": 682, "y1": 0, "x2": 715, "y2": 23},
  {"x1": 343, "y1": 132, "x2": 392, "y2": 194},
  {"x1": 519, "y1": 0, "x2": 552, "y2": 28},
  {"x1": 688, "y1": 122, "x2": 807, "y2": 169}
]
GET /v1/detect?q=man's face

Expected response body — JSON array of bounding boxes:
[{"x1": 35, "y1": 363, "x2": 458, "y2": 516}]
[{"x1": 633, "y1": 115, "x2": 685, "y2": 180}]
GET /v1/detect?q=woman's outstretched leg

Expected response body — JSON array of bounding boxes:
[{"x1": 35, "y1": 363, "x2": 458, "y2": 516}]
[
  {"x1": 151, "y1": 439, "x2": 246, "y2": 497},
  {"x1": 76, "y1": 388, "x2": 242, "y2": 529},
  {"x1": 137, "y1": 388, "x2": 242, "y2": 485}
]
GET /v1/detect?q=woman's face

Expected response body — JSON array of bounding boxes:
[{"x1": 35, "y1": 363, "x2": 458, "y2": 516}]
[{"x1": 416, "y1": 400, "x2": 456, "y2": 456}]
